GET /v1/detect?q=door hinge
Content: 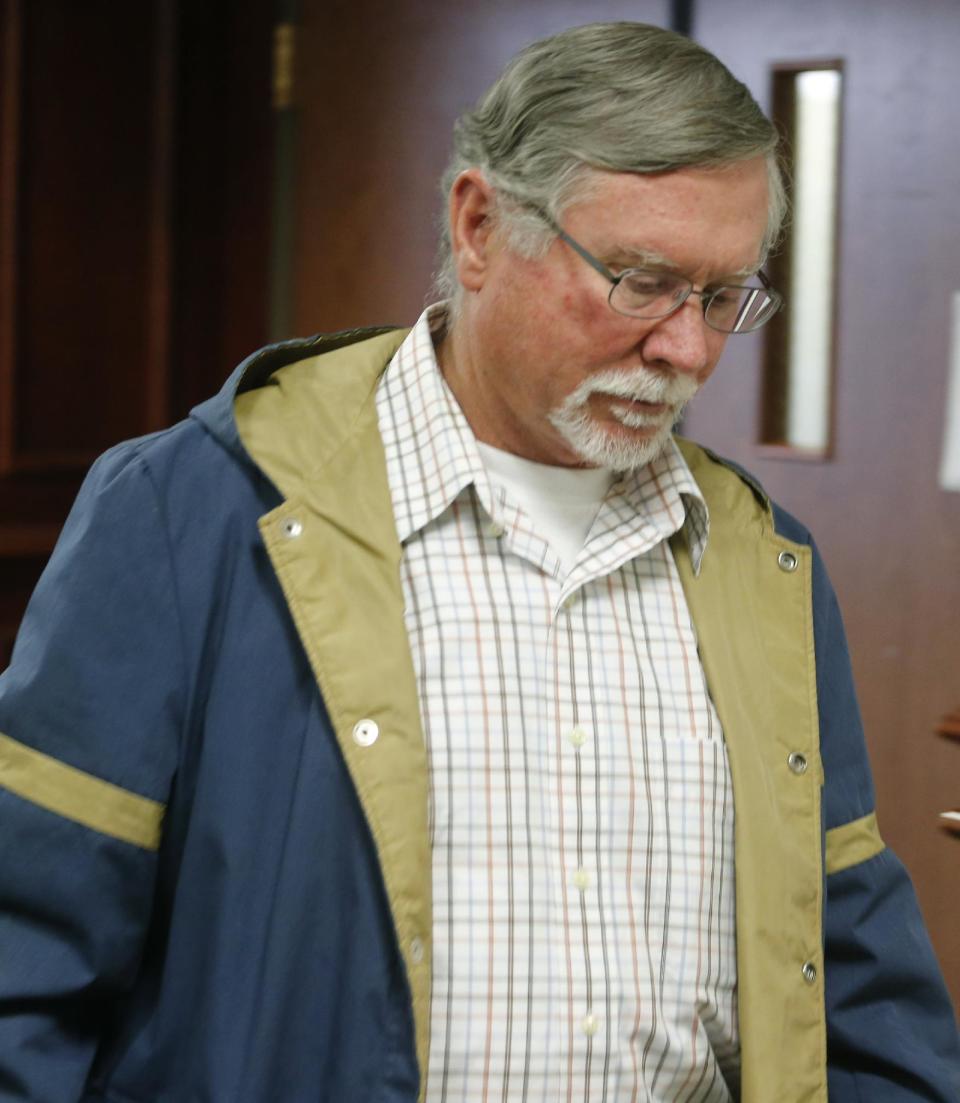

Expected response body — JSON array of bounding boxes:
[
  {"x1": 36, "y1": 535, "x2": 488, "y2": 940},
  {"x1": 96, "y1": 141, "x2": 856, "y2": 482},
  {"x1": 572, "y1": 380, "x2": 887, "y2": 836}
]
[{"x1": 272, "y1": 22, "x2": 296, "y2": 110}]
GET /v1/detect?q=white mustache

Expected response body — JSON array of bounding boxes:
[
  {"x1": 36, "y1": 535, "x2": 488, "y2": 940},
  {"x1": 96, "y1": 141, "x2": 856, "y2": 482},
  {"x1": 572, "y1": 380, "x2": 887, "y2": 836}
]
[{"x1": 563, "y1": 366, "x2": 699, "y2": 409}]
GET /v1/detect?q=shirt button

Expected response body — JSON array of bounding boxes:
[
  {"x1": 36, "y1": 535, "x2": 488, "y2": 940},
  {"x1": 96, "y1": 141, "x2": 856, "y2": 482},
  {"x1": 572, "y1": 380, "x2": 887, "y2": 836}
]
[
  {"x1": 778, "y1": 550, "x2": 799, "y2": 572},
  {"x1": 802, "y1": 960, "x2": 818, "y2": 984},
  {"x1": 573, "y1": 867, "x2": 590, "y2": 892},
  {"x1": 581, "y1": 1012, "x2": 599, "y2": 1036},
  {"x1": 561, "y1": 593, "x2": 578, "y2": 612},
  {"x1": 281, "y1": 517, "x2": 303, "y2": 539},
  {"x1": 410, "y1": 937, "x2": 425, "y2": 964},
  {"x1": 486, "y1": 521, "x2": 505, "y2": 538},
  {"x1": 568, "y1": 726, "x2": 588, "y2": 749},
  {"x1": 788, "y1": 751, "x2": 808, "y2": 775},
  {"x1": 352, "y1": 719, "x2": 379, "y2": 747}
]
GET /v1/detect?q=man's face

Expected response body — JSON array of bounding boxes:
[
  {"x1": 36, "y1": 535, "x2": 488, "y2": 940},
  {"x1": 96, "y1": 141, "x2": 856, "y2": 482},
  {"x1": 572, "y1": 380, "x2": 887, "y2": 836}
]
[{"x1": 441, "y1": 157, "x2": 770, "y2": 468}]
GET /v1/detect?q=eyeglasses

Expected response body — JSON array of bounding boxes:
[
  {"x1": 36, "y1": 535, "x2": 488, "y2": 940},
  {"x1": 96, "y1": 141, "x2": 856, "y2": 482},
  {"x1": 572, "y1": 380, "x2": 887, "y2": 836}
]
[{"x1": 533, "y1": 209, "x2": 784, "y2": 334}]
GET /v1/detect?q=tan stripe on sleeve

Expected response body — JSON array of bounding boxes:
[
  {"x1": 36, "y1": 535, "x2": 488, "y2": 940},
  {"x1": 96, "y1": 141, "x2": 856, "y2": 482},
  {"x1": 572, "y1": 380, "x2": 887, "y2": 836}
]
[
  {"x1": 0, "y1": 732, "x2": 164, "y2": 850},
  {"x1": 825, "y1": 810, "x2": 884, "y2": 875}
]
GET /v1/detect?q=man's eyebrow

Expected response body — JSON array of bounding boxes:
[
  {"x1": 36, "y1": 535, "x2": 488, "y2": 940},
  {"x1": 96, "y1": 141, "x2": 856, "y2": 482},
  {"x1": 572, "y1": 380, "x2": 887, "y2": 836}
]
[
  {"x1": 606, "y1": 244, "x2": 675, "y2": 268},
  {"x1": 608, "y1": 244, "x2": 760, "y2": 282},
  {"x1": 727, "y1": 261, "x2": 761, "y2": 280}
]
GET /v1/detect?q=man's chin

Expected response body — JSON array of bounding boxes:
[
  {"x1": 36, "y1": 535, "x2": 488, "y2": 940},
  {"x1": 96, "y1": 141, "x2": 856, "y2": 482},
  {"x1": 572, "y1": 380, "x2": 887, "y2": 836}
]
[{"x1": 558, "y1": 417, "x2": 676, "y2": 471}]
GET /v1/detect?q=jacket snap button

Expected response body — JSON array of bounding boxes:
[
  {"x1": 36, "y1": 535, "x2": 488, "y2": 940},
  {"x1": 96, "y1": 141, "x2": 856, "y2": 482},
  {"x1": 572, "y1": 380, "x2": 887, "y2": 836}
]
[
  {"x1": 802, "y1": 960, "x2": 818, "y2": 984},
  {"x1": 281, "y1": 517, "x2": 303, "y2": 539},
  {"x1": 778, "y1": 550, "x2": 798, "y2": 572},
  {"x1": 352, "y1": 719, "x2": 379, "y2": 747},
  {"x1": 788, "y1": 751, "x2": 808, "y2": 775}
]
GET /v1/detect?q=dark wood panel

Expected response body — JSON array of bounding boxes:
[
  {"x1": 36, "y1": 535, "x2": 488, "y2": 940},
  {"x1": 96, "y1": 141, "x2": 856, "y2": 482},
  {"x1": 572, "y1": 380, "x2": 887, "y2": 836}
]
[
  {"x1": 0, "y1": 555, "x2": 49, "y2": 669},
  {"x1": 0, "y1": 0, "x2": 23, "y2": 474},
  {"x1": 0, "y1": 0, "x2": 176, "y2": 617},
  {"x1": 12, "y1": 1, "x2": 172, "y2": 468},
  {"x1": 168, "y1": 0, "x2": 274, "y2": 414},
  {"x1": 0, "y1": 0, "x2": 274, "y2": 653}
]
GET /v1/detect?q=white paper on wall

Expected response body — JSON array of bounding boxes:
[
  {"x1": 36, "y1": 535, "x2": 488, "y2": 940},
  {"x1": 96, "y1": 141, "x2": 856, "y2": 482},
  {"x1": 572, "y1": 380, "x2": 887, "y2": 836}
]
[{"x1": 939, "y1": 291, "x2": 960, "y2": 492}]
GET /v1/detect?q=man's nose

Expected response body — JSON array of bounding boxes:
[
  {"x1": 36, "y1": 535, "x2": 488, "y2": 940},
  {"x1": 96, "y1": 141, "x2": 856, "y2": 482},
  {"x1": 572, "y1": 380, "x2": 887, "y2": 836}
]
[{"x1": 639, "y1": 298, "x2": 712, "y2": 378}]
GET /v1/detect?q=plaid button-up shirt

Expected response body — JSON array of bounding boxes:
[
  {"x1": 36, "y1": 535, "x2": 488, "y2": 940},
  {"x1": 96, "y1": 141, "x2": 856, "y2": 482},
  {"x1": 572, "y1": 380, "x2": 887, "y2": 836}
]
[{"x1": 376, "y1": 306, "x2": 739, "y2": 1102}]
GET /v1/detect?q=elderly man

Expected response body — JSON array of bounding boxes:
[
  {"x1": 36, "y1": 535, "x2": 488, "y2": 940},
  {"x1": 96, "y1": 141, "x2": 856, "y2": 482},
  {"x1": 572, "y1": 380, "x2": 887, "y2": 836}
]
[{"x1": 0, "y1": 21, "x2": 957, "y2": 1103}]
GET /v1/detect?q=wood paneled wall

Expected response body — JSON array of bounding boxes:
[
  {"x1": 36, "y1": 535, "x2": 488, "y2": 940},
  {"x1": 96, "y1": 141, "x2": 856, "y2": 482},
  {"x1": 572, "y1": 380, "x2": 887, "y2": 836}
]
[{"x1": 0, "y1": 0, "x2": 274, "y2": 665}]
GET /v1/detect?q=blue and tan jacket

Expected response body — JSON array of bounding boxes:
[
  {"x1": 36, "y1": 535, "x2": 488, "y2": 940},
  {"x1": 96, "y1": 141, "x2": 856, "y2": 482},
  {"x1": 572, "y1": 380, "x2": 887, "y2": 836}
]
[{"x1": 0, "y1": 329, "x2": 957, "y2": 1102}]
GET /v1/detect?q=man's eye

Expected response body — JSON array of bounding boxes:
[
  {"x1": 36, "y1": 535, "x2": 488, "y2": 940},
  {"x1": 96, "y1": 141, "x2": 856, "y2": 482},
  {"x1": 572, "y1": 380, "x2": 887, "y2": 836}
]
[
  {"x1": 709, "y1": 288, "x2": 741, "y2": 306},
  {"x1": 620, "y1": 270, "x2": 675, "y2": 298}
]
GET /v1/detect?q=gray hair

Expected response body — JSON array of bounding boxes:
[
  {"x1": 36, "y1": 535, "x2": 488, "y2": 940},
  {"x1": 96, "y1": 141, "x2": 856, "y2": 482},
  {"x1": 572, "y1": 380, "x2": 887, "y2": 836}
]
[{"x1": 434, "y1": 22, "x2": 785, "y2": 303}]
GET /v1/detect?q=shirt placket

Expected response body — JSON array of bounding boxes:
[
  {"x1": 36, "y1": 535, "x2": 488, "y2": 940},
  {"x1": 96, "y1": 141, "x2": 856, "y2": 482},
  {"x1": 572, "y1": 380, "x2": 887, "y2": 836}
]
[{"x1": 550, "y1": 583, "x2": 609, "y2": 1099}]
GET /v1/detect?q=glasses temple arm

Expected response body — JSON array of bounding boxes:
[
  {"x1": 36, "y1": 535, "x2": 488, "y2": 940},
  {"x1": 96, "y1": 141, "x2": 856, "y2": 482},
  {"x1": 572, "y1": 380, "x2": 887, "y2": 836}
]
[{"x1": 529, "y1": 205, "x2": 618, "y2": 284}]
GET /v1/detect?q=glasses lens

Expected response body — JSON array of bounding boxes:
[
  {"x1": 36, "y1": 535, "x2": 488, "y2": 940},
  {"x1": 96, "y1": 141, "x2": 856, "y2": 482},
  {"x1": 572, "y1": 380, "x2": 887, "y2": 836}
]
[
  {"x1": 704, "y1": 285, "x2": 780, "y2": 333},
  {"x1": 610, "y1": 269, "x2": 689, "y2": 318}
]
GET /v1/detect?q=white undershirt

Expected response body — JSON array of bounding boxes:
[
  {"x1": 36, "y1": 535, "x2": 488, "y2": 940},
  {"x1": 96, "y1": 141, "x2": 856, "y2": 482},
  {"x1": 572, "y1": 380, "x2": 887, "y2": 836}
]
[{"x1": 476, "y1": 442, "x2": 616, "y2": 575}]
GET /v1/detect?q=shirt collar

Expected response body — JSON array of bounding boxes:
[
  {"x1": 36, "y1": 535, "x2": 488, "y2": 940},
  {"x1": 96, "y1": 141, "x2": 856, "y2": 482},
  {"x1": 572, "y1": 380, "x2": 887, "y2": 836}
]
[
  {"x1": 376, "y1": 304, "x2": 487, "y2": 545},
  {"x1": 376, "y1": 303, "x2": 710, "y2": 571},
  {"x1": 602, "y1": 439, "x2": 710, "y2": 576}
]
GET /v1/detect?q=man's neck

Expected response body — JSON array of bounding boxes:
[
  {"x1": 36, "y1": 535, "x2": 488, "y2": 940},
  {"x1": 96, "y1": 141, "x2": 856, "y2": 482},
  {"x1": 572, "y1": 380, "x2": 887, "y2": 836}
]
[{"x1": 435, "y1": 315, "x2": 597, "y2": 470}]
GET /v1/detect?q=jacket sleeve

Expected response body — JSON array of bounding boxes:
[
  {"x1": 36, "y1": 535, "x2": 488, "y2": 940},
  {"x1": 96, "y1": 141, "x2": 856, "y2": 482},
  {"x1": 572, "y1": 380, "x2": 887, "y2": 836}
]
[
  {"x1": 804, "y1": 533, "x2": 960, "y2": 1101},
  {"x1": 0, "y1": 444, "x2": 183, "y2": 1101}
]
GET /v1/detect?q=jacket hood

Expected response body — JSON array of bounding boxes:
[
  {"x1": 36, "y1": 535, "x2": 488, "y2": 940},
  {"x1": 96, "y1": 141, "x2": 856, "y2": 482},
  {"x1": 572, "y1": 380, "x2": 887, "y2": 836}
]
[{"x1": 189, "y1": 327, "x2": 403, "y2": 464}]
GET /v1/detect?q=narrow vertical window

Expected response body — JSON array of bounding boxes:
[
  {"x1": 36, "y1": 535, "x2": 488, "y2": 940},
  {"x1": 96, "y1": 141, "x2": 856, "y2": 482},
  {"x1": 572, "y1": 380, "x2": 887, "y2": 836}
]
[{"x1": 762, "y1": 63, "x2": 843, "y2": 455}]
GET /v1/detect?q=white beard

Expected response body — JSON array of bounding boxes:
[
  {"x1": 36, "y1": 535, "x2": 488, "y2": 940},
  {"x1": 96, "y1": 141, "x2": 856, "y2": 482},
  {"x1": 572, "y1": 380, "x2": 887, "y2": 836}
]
[{"x1": 548, "y1": 366, "x2": 700, "y2": 470}]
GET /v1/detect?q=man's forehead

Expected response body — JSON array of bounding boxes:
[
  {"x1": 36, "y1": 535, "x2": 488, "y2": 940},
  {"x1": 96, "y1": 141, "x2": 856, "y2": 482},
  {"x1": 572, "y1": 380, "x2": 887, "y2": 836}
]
[{"x1": 567, "y1": 164, "x2": 768, "y2": 275}]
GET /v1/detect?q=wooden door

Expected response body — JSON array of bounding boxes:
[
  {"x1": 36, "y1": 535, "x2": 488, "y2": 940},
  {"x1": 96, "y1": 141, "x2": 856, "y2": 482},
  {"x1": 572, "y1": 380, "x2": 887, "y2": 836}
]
[{"x1": 680, "y1": 0, "x2": 960, "y2": 1005}]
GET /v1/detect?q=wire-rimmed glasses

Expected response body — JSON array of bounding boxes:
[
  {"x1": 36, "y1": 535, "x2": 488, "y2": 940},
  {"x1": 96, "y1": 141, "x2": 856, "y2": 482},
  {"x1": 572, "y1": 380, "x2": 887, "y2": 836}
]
[{"x1": 533, "y1": 208, "x2": 784, "y2": 334}]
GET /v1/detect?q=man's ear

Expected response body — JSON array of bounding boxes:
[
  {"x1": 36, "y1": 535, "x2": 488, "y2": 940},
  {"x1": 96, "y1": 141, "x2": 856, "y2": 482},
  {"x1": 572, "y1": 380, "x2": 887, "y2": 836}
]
[{"x1": 447, "y1": 169, "x2": 498, "y2": 293}]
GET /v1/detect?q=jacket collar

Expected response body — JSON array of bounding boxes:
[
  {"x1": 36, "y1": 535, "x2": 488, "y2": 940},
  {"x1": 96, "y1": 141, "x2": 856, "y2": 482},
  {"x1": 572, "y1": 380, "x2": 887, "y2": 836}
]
[{"x1": 189, "y1": 327, "x2": 406, "y2": 473}]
